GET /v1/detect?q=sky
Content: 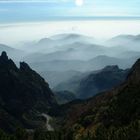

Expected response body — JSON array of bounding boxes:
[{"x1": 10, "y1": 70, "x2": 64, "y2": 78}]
[
  {"x1": 0, "y1": 0, "x2": 140, "y2": 23},
  {"x1": 1, "y1": 20, "x2": 140, "y2": 46},
  {"x1": 0, "y1": 0, "x2": 140, "y2": 46}
]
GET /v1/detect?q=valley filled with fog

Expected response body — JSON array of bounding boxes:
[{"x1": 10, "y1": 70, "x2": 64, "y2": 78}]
[
  {"x1": 1, "y1": 0, "x2": 140, "y2": 138},
  {"x1": 0, "y1": 20, "x2": 140, "y2": 99}
]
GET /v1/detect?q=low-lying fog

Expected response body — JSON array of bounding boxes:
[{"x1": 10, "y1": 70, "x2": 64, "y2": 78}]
[
  {"x1": 0, "y1": 20, "x2": 140, "y2": 46},
  {"x1": 0, "y1": 19, "x2": 140, "y2": 88}
]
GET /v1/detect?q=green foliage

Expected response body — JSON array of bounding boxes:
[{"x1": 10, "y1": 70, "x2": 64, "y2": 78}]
[
  {"x1": 74, "y1": 120, "x2": 140, "y2": 140},
  {"x1": 0, "y1": 120, "x2": 140, "y2": 140},
  {"x1": 79, "y1": 115, "x2": 94, "y2": 128},
  {"x1": 34, "y1": 129, "x2": 65, "y2": 140}
]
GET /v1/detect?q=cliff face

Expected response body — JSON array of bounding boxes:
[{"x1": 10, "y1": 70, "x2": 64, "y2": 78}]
[{"x1": 0, "y1": 52, "x2": 57, "y2": 131}]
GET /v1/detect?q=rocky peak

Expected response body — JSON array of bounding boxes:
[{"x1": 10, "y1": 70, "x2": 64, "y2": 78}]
[
  {"x1": 20, "y1": 61, "x2": 32, "y2": 71},
  {"x1": 0, "y1": 51, "x2": 8, "y2": 62},
  {"x1": 0, "y1": 52, "x2": 57, "y2": 131},
  {"x1": 0, "y1": 51, "x2": 17, "y2": 70},
  {"x1": 1, "y1": 51, "x2": 8, "y2": 60}
]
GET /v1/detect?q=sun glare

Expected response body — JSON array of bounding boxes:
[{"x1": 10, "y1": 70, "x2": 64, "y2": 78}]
[{"x1": 75, "y1": 0, "x2": 84, "y2": 6}]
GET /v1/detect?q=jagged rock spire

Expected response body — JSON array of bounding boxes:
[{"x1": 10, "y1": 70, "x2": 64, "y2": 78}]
[
  {"x1": 0, "y1": 51, "x2": 8, "y2": 61},
  {"x1": 0, "y1": 51, "x2": 18, "y2": 70},
  {"x1": 20, "y1": 62, "x2": 31, "y2": 71}
]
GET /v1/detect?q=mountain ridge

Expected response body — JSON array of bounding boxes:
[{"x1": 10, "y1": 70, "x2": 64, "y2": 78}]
[
  {"x1": 52, "y1": 57, "x2": 140, "y2": 139},
  {"x1": 0, "y1": 51, "x2": 57, "y2": 132}
]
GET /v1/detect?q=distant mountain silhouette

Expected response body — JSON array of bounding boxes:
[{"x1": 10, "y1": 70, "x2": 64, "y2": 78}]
[
  {"x1": 50, "y1": 33, "x2": 95, "y2": 44},
  {"x1": 22, "y1": 33, "x2": 96, "y2": 53},
  {"x1": 77, "y1": 65, "x2": 129, "y2": 98},
  {"x1": 107, "y1": 34, "x2": 140, "y2": 51},
  {"x1": 54, "y1": 65, "x2": 129, "y2": 99}
]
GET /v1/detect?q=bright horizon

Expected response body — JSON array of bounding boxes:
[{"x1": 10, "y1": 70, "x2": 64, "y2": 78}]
[
  {"x1": 0, "y1": 19, "x2": 140, "y2": 47},
  {"x1": 0, "y1": 0, "x2": 140, "y2": 23},
  {"x1": 0, "y1": 0, "x2": 140, "y2": 47}
]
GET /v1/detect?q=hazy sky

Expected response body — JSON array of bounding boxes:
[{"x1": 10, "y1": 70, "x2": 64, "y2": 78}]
[
  {"x1": 0, "y1": 0, "x2": 140, "y2": 46},
  {"x1": 0, "y1": 0, "x2": 140, "y2": 23},
  {"x1": 0, "y1": 20, "x2": 140, "y2": 46}
]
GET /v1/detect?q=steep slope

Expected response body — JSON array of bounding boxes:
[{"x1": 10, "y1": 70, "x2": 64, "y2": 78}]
[
  {"x1": 54, "y1": 66, "x2": 129, "y2": 99},
  {"x1": 53, "y1": 58, "x2": 140, "y2": 140},
  {"x1": 77, "y1": 65, "x2": 129, "y2": 99},
  {"x1": 0, "y1": 52, "x2": 57, "y2": 132}
]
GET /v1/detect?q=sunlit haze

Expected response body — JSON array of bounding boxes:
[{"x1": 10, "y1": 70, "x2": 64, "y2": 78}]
[{"x1": 0, "y1": 19, "x2": 140, "y2": 46}]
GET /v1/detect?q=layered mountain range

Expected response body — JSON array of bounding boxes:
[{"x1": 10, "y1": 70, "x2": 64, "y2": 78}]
[
  {"x1": 1, "y1": 33, "x2": 140, "y2": 89},
  {"x1": 52, "y1": 55, "x2": 140, "y2": 140},
  {"x1": 0, "y1": 33, "x2": 140, "y2": 139},
  {"x1": 54, "y1": 65, "x2": 129, "y2": 99}
]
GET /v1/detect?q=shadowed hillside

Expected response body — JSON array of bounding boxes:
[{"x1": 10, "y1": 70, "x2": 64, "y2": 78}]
[
  {"x1": 0, "y1": 51, "x2": 57, "y2": 132},
  {"x1": 52, "y1": 58, "x2": 140, "y2": 140}
]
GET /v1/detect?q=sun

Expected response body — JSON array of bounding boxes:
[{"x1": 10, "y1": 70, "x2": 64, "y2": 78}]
[{"x1": 75, "y1": 0, "x2": 84, "y2": 6}]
